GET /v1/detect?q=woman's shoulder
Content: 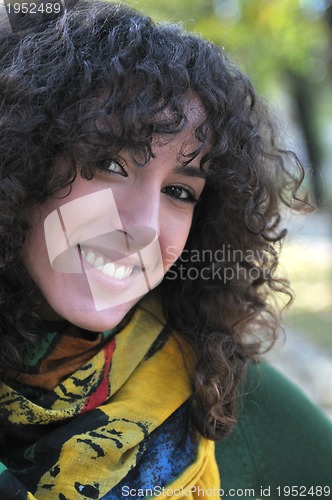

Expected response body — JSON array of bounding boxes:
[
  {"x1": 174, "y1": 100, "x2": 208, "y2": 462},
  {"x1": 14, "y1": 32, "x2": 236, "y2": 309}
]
[{"x1": 215, "y1": 360, "x2": 332, "y2": 498}]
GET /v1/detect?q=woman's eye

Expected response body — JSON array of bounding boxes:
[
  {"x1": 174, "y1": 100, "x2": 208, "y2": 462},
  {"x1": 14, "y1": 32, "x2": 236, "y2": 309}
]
[
  {"x1": 96, "y1": 159, "x2": 127, "y2": 177},
  {"x1": 162, "y1": 185, "x2": 198, "y2": 204}
]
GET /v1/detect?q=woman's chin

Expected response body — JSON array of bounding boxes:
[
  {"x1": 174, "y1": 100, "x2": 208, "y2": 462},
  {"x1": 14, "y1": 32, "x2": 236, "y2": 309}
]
[{"x1": 42, "y1": 295, "x2": 142, "y2": 332}]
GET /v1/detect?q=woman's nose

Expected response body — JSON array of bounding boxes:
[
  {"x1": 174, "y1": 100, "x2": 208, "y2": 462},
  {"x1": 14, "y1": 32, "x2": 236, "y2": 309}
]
[
  {"x1": 115, "y1": 185, "x2": 164, "y2": 289},
  {"x1": 118, "y1": 183, "x2": 161, "y2": 238}
]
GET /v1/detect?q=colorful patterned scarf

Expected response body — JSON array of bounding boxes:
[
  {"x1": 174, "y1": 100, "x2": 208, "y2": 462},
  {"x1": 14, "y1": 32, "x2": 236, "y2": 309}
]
[{"x1": 0, "y1": 296, "x2": 220, "y2": 499}]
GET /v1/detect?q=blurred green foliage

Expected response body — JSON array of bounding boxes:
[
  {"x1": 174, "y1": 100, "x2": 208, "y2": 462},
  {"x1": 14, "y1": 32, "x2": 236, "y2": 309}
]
[{"x1": 125, "y1": 0, "x2": 330, "y2": 87}]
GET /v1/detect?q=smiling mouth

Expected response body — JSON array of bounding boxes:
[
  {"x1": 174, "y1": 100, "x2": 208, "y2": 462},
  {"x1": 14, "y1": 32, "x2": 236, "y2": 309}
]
[{"x1": 78, "y1": 244, "x2": 140, "y2": 280}]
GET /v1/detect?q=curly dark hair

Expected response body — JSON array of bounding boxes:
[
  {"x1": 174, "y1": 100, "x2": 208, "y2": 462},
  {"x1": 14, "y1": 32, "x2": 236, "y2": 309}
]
[{"x1": 0, "y1": 0, "x2": 307, "y2": 439}]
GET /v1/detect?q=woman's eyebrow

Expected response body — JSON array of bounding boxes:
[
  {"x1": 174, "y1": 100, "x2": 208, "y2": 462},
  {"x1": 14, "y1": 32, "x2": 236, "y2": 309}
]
[{"x1": 174, "y1": 165, "x2": 208, "y2": 179}]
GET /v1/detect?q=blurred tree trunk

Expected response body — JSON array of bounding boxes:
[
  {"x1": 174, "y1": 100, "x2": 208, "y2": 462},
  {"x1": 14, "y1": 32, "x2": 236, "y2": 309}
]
[
  {"x1": 288, "y1": 72, "x2": 323, "y2": 206},
  {"x1": 325, "y1": 3, "x2": 332, "y2": 35}
]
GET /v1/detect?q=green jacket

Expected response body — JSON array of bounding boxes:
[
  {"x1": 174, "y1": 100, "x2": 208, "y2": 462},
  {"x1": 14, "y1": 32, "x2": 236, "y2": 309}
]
[{"x1": 216, "y1": 361, "x2": 332, "y2": 499}]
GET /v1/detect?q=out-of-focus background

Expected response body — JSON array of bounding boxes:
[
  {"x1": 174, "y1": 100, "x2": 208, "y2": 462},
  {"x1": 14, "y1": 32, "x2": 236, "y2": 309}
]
[{"x1": 126, "y1": 0, "x2": 332, "y2": 416}]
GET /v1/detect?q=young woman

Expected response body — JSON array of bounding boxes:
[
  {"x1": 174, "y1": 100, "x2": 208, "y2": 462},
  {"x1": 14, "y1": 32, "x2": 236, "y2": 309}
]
[{"x1": 0, "y1": 1, "x2": 331, "y2": 498}]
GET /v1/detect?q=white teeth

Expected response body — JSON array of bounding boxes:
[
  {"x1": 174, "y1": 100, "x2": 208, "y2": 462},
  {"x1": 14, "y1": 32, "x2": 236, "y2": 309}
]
[
  {"x1": 94, "y1": 256, "x2": 104, "y2": 269},
  {"x1": 102, "y1": 262, "x2": 115, "y2": 277},
  {"x1": 114, "y1": 266, "x2": 125, "y2": 280},
  {"x1": 123, "y1": 267, "x2": 132, "y2": 278},
  {"x1": 80, "y1": 246, "x2": 134, "y2": 280},
  {"x1": 85, "y1": 251, "x2": 95, "y2": 265}
]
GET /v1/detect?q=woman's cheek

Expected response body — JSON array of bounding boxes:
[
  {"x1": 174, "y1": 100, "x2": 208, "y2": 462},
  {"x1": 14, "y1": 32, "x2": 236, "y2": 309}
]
[{"x1": 161, "y1": 219, "x2": 192, "y2": 270}]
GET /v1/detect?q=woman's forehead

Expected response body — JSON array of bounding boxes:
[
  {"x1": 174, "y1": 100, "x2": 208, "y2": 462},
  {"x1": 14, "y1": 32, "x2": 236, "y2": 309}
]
[
  {"x1": 152, "y1": 93, "x2": 208, "y2": 145},
  {"x1": 95, "y1": 91, "x2": 210, "y2": 164},
  {"x1": 155, "y1": 92, "x2": 207, "y2": 127}
]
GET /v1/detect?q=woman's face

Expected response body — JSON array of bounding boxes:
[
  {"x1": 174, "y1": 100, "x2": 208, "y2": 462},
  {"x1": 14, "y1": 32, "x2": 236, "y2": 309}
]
[{"x1": 22, "y1": 97, "x2": 207, "y2": 332}]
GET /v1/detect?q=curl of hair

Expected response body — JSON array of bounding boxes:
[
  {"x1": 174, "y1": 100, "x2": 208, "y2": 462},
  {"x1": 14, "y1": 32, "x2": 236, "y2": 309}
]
[{"x1": 0, "y1": 0, "x2": 308, "y2": 439}]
